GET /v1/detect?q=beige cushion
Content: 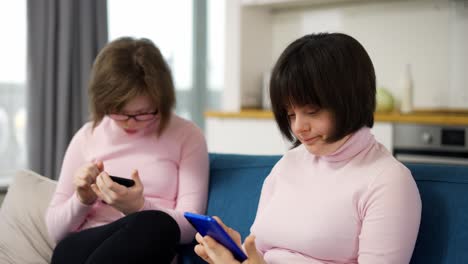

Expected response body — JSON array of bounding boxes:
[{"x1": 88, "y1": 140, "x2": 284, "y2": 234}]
[{"x1": 0, "y1": 170, "x2": 57, "y2": 264}]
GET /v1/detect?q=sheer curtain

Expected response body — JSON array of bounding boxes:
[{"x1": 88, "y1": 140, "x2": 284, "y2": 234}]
[
  {"x1": 27, "y1": 0, "x2": 108, "y2": 179},
  {"x1": 0, "y1": 1, "x2": 27, "y2": 187}
]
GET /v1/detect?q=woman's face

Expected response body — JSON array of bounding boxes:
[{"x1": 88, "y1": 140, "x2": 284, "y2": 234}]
[
  {"x1": 287, "y1": 105, "x2": 350, "y2": 156},
  {"x1": 110, "y1": 95, "x2": 158, "y2": 134}
]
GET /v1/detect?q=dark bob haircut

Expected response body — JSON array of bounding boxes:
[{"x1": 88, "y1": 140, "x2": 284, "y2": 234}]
[{"x1": 269, "y1": 33, "x2": 376, "y2": 147}]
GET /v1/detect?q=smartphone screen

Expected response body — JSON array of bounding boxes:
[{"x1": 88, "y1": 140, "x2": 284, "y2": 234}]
[{"x1": 184, "y1": 212, "x2": 248, "y2": 262}]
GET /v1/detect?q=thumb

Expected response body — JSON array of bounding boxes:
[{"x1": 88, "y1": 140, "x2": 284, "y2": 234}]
[
  {"x1": 244, "y1": 235, "x2": 260, "y2": 259},
  {"x1": 131, "y1": 169, "x2": 142, "y2": 186},
  {"x1": 95, "y1": 160, "x2": 104, "y2": 172}
]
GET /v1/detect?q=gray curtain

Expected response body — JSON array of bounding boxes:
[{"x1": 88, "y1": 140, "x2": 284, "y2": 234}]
[{"x1": 26, "y1": 0, "x2": 108, "y2": 179}]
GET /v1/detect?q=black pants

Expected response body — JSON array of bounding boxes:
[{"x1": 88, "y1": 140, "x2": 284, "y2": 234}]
[{"x1": 51, "y1": 210, "x2": 181, "y2": 264}]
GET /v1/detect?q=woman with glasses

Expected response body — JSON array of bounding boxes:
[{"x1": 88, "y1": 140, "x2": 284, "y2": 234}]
[{"x1": 46, "y1": 37, "x2": 209, "y2": 264}]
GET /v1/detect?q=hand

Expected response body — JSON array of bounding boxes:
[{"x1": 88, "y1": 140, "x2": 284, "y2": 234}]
[
  {"x1": 91, "y1": 169, "x2": 145, "y2": 215},
  {"x1": 194, "y1": 217, "x2": 266, "y2": 264},
  {"x1": 73, "y1": 161, "x2": 104, "y2": 205},
  {"x1": 242, "y1": 235, "x2": 266, "y2": 264}
]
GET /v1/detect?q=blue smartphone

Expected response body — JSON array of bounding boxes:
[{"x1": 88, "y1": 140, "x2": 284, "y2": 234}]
[{"x1": 184, "y1": 212, "x2": 248, "y2": 262}]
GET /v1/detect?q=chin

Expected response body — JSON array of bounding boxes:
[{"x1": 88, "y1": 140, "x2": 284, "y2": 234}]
[{"x1": 304, "y1": 146, "x2": 321, "y2": 155}]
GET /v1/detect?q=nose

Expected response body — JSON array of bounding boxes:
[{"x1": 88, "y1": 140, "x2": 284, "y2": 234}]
[
  {"x1": 292, "y1": 114, "x2": 310, "y2": 134},
  {"x1": 126, "y1": 118, "x2": 138, "y2": 127}
]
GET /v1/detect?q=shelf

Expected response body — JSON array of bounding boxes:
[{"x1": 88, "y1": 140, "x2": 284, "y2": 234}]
[{"x1": 205, "y1": 109, "x2": 468, "y2": 126}]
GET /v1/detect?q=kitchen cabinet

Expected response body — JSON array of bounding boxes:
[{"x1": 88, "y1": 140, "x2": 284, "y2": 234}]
[
  {"x1": 206, "y1": 117, "x2": 289, "y2": 155},
  {"x1": 205, "y1": 110, "x2": 468, "y2": 155},
  {"x1": 206, "y1": 116, "x2": 393, "y2": 155}
]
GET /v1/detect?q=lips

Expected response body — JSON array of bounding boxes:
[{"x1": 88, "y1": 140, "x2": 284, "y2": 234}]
[
  {"x1": 124, "y1": 129, "x2": 138, "y2": 134},
  {"x1": 301, "y1": 136, "x2": 320, "y2": 144}
]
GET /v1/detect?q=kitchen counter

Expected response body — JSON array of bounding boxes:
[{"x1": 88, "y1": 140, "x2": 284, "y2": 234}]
[{"x1": 205, "y1": 109, "x2": 468, "y2": 126}]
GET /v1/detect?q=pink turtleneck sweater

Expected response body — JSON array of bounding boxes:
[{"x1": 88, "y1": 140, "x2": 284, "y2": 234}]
[
  {"x1": 250, "y1": 127, "x2": 421, "y2": 264},
  {"x1": 45, "y1": 115, "x2": 209, "y2": 244}
]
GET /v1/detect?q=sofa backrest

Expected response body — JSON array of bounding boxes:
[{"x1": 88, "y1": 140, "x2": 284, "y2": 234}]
[
  {"x1": 205, "y1": 154, "x2": 280, "y2": 238},
  {"x1": 179, "y1": 154, "x2": 468, "y2": 264},
  {"x1": 178, "y1": 154, "x2": 280, "y2": 263},
  {"x1": 406, "y1": 163, "x2": 468, "y2": 264}
]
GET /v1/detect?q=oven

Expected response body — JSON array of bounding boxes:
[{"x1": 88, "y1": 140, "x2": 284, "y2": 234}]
[{"x1": 393, "y1": 123, "x2": 468, "y2": 165}]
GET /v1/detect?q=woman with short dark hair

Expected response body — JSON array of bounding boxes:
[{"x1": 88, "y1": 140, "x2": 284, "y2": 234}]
[{"x1": 195, "y1": 33, "x2": 421, "y2": 264}]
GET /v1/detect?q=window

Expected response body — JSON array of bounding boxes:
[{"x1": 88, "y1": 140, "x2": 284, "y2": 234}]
[
  {"x1": 108, "y1": 0, "x2": 224, "y2": 128},
  {"x1": 206, "y1": 0, "x2": 225, "y2": 110},
  {"x1": 0, "y1": 0, "x2": 27, "y2": 187},
  {"x1": 108, "y1": 0, "x2": 194, "y2": 120}
]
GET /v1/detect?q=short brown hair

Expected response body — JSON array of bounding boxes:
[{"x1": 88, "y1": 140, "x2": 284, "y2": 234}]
[
  {"x1": 270, "y1": 33, "x2": 376, "y2": 147},
  {"x1": 88, "y1": 37, "x2": 175, "y2": 135}
]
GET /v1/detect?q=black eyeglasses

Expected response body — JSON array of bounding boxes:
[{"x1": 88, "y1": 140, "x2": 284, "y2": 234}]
[{"x1": 108, "y1": 111, "x2": 158, "y2": 122}]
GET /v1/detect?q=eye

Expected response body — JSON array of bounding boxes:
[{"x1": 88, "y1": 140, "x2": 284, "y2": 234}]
[
  {"x1": 306, "y1": 107, "x2": 320, "y2": 115},
  {"x1": 287, "y1": 113, "x2": 296, "y2": 119}
]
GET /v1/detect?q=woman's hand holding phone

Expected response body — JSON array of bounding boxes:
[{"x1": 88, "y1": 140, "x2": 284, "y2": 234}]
[
  {"x1": 91, "y1": 169, "x2": 145, "y2": 215},
  {"x1": 73, "y1": 161, "x2": 104, "y2": 205},
  {"x1": 194, "y1": 216, "x2": 266, "y2": 264}
]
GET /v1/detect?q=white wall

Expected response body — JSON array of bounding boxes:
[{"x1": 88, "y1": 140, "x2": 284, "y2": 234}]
[{"x1": 269, "y1": 0, "x2": 468, "y2": 109}]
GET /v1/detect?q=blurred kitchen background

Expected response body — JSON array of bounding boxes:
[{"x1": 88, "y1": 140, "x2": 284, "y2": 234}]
[{"x1": 1, "y1": 0, "x2": 468, "y2": 194}]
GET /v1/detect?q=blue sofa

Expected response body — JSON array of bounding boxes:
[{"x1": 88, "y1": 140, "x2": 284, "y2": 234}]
[{"x1": 179, "y1": 153, "x2": 468, "y2": 264}]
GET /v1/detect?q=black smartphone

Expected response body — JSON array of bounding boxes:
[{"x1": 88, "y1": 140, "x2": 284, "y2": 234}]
[{"x1": 109, "y1": 175, "x2": 135, "y2": 187}]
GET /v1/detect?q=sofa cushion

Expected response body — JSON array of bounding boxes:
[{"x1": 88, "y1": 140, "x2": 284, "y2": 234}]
[{"x1": 0, "y1": 169, "x2": 56, "y2": 263}]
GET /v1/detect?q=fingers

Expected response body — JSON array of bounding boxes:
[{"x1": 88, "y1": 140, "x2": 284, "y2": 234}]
[
  {"x1": 74, "y1": 177, "x2": 90, "y2": 188},
  {"x1": 213, "y1": 216, "x2": 242, "y2": 246},
  {"x1": 194, "y1": 244, "x2": 212, "y2": 263},
  {"x1": 95, "y1": 173, "x2": 117, "y2": 203},
  {"x1": 103, "y1": 173, "x2": 127, "y2": 192},
  {"x1": 74, "y1": 164, "x2": 98, "y2": 189},
  {"x1": 195, "y1": 232, "x2": 204, "y2": 244},
  {"x1": 90, "y1": 183, "x2": 103, "y2": 200},
  {"x1": 95, "y1": 160, "x2": 104, "y2": 172},
  {"x1": 195, "y1": 233, "x2": 212, "y2": 263},
  {"x1": 195, "y1": 233, "x2": 226, "y2": 263},
  {"x1": 130, "y1": 169, "x2": 142, "y2": 188},
  {"x1": 79, "y1": 163, "x2": 101, "y2": 184},
  {"x1": 213, "y1": 216, "x2": 227, "y2": 229},
  {"x1": 244, "y1": 235, "x2": 259, "y2": 258}
]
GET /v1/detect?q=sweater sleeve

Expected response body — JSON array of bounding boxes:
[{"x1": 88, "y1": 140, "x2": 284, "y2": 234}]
[
  {"x1": 141, "y1": 124, "x2": 209, "y2": 244},
  {"x1": 358, "y1": 163, "x2": 422, "y2": 264},
  {"x1": 45, "y1": 124, "x2": 94, "y2": 243}
]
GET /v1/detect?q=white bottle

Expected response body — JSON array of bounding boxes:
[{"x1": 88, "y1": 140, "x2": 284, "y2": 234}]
[
  {"x1": 400, "y1": 64, "x2": 413, "y2": 114},
  {"x1": 262, "y1": 71, "x2": 271, "y2": 110}
]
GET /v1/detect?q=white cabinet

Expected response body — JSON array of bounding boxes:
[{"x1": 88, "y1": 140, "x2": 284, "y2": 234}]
[
  {"x1": 371, "y1": 122, "x2": 393, "y2": 152},
  {"x1": 206, "y1": 117, "x2": 290, "y2": 155},
  {"x1": 206, "y1": 116, "x2": 393, "y2": 155}
]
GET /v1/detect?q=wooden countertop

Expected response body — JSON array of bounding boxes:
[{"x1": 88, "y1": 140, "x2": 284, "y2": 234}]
[{"x1": 205, "y1": 109, "x2": 468, "y2": 126}]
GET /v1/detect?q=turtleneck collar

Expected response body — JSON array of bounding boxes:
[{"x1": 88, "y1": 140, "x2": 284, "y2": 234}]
[{"x1": 315, "y1": 127, "x2": 375, "y2": 163}]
